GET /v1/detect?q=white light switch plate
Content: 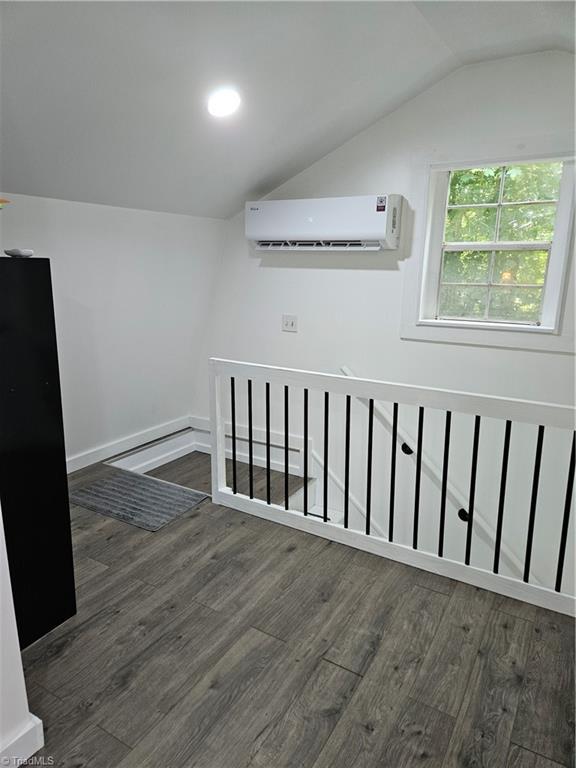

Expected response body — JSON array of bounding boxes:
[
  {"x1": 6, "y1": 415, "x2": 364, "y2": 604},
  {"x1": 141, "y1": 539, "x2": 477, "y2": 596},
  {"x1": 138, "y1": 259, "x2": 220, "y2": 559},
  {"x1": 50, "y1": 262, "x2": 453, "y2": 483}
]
[{"x1": 282, "y1": 314, "x2": 298, "y2": 333}]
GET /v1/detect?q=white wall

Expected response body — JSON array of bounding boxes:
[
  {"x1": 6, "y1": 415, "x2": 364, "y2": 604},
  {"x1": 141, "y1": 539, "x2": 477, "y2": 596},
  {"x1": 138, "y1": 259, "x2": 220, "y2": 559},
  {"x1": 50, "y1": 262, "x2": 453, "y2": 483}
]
[
  {"x1": 197, "y1": 51, "x2": 575, "y2": 411},
  {"x1": 1, "y1": 195, "x2": 225, "y2": 467},
  {"x1": 0, "y1": 507, "x2": 43, "y2": 764}
]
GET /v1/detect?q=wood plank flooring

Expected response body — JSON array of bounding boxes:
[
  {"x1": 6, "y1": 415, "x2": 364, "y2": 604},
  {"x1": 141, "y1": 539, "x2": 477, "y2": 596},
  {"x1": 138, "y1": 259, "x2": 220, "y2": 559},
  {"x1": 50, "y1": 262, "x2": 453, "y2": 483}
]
[{"x1": 22, "y1": 449, "x2": 575, "y2": 768}]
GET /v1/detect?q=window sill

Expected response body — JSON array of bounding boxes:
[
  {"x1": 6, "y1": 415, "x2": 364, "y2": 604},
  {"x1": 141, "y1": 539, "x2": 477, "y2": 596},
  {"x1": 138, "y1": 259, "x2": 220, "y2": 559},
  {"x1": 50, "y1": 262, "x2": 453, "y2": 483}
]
[
  {"x1": 401, "y1": 317, "x2": 574, "y2": 354},
  {"x1": 417, "y1": 319, "x2": 556, "y2": 334}
]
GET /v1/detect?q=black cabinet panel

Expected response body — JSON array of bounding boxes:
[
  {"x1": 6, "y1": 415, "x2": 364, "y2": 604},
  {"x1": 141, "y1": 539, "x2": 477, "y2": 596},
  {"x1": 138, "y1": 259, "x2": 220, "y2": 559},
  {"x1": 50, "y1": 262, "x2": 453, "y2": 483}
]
[{"x1": 0, "y1": 258, "x2": 76, "y2": 648}]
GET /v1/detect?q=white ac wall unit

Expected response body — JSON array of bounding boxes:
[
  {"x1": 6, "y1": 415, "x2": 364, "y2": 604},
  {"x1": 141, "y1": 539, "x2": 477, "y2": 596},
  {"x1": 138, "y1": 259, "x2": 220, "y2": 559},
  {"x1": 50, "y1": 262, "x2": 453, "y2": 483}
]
[{"x1": 245, "y1": 195, "x2": 403, "y2": 251}]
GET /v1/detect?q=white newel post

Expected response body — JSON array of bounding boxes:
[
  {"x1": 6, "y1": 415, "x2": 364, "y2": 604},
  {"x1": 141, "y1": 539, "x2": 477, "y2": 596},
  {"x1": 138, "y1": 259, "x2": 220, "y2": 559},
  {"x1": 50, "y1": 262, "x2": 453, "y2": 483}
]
[
  {"x1": 0, "y1": 506, "x2": 44, "y2": 765},
  {"x1": 209, "y1": 360, "x2": 227, "y2": 504}
]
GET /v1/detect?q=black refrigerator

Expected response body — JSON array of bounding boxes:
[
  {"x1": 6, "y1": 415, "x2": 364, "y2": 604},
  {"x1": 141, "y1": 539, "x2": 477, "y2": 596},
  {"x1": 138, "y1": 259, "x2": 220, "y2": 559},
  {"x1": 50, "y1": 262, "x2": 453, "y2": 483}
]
[{"x1": 0, "y1": 256, "x2": 76, "y2": 648}]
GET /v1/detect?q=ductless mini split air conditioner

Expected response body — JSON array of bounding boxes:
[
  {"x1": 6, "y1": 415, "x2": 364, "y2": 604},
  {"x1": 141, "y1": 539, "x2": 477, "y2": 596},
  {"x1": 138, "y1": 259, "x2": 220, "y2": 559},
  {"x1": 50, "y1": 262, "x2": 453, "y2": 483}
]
[{"x1": 245, "y1": 194, "x2": 403, "y2": 251}]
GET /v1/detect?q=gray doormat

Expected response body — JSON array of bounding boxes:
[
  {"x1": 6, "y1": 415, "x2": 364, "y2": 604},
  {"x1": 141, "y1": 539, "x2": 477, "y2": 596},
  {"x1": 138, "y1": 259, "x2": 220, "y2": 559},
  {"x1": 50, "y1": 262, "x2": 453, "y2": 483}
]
[{"x1": 70, "y1": 469, "x2": 208, "y2": 531}]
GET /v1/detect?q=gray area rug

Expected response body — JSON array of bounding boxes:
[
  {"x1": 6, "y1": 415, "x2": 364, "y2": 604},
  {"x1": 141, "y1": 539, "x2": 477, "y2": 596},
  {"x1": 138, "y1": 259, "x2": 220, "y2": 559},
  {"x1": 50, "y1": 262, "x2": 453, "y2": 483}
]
[{"x1": 70, "y1": 469, "x2": 208, "y2": 531}]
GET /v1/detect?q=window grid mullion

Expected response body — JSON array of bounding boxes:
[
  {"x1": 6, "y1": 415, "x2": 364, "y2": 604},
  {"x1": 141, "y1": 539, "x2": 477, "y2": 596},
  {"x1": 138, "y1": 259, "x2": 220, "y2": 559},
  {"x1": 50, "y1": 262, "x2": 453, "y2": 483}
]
[
  {"x1": 435, "y1": 171, "x2": 453, "y2": 320},
  {"x1": 494, "y1": 165, "x2": 506, "y2": 241},
  {"x1": 442, "y1": 170, "x2": 453, "y2": 242},
  {"x1": 486, "y1": 249, "x2": 496, "y2": 320},
  {"x1": 439, "y1": 281, "x2": 545, "y2": 289},
  {"x1": 536, "y1": 245, "x2": 553, "y2": 325},
  {"x1": 443, "y1": 241, "x2": 551, "y2": 252},
  {"x1": 447, "y1": 199, "x2": 559, "y2": 210}
]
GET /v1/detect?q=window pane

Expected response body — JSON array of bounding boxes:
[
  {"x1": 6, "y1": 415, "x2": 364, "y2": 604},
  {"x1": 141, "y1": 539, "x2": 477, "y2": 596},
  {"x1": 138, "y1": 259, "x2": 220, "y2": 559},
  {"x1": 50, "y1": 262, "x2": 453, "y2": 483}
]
[
  {"x1": 493, "y1": 250, "x2": 549, "y2": 285},
  {"x1": 438, "y1": 285, "x2": 488, "y2": 318},
  {"x1": 448, "y1": 167, "x2": 501, "y2": 205},
  {"x1": 498, "y1": 203, "x2": 556, "y2": 241},
  {"x1": 503, "y1": 162, "x2": 563, "y2": 202},
  {"x1": 445, "y1": 207, "x2": 497, "y2": 242},
  {"x1": 442, "y1": 251, "x2": 490, "y2": 283},
  {"x1": 488, "y1": 287, "x2": 543, "y2": 323}
]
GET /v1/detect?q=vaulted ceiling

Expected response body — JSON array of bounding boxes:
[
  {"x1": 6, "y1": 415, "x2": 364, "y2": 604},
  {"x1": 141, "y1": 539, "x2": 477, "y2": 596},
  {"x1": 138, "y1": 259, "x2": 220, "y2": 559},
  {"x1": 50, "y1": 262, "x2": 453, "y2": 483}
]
[{"x1": 1, "y1": 2, "x2": 573, "y2": 218}]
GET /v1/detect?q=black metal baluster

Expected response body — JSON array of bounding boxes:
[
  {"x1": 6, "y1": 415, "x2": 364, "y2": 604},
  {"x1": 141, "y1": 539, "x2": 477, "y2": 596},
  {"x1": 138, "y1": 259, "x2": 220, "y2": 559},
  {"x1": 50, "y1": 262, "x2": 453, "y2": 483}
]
[
  {"x1": 493, "y1": 420, "x2": 511, "y2": 574},
  {"x1": 366, "y1": 399, "x2": 374, "y2": 536},
  {"x1": 389, "y1": 403, "x2": 398, "y2": 542},
  {"x1": 555, "y1": 432, "x2": 575, "y2": 593},
  {"x1": 284, "y1": 385, "x2": 289, "y2": 510},
  {"x1": 248, "y1": 379, "x2": 254, "y2": 499},
  {"x1": 344, "y1": 395, "x2": 351, "y2": 529},
  {"x1": 265, "y1": 382, "x2": 271, "y2": 505},
  {"x1": 524, "y1": 425, "x2": 545, "y2": 583},
  {"x1": 413, "y1": 407, "x2": 424, "y2": 549},
  {"x1": 465, "y1": 415, "x2": 481, "y2": 566},
  {"x1": 230, "y1": 377, "x2": 237, "y2": 494},
  {"x1": 438, "y1": 411, "x2": 451, "y2": 557},
  {"x1": 323, "y1": 392, "x2": 329, "y2": 522},
  {"x1": 303, "y1": 389, "x2": 309, "y2": 516}
]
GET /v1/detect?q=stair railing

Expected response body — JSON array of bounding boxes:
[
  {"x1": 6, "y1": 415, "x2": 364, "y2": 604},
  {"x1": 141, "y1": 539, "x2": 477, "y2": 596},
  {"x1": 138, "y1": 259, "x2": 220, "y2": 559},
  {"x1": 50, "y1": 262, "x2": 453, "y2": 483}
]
[
  {"x1": 209, "y1": 357, "x2": 575, "y2": 616},
  {"x1": 340, "y1": 364, "x2": 534, "y2": 583}
]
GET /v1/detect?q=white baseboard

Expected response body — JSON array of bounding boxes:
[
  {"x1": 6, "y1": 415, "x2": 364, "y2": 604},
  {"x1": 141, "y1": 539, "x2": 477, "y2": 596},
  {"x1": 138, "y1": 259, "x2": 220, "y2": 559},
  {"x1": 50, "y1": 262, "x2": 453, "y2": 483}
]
[
  {"x1": 105, "y1": 419, "x2": 301, "y2": 479},
  {"x1": 109, "y1": 430, "x2": 197, "y2": 473},
  {"x1": 66, "y1": 416, "x2": 192, "y2": 473},
  {"x1": 0, "y1": 714, "x2": 44, "y2": 766},
  {"x1": 67, "y1": 414, "x2": 304, "y2": 476}
]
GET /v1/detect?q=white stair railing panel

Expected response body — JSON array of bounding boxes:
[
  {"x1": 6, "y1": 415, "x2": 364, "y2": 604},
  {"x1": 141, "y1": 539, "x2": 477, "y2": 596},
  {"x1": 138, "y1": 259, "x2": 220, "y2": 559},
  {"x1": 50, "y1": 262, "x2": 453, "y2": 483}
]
[{"x1": 209, "y1": 357, "x2": 575, "y2": 616}]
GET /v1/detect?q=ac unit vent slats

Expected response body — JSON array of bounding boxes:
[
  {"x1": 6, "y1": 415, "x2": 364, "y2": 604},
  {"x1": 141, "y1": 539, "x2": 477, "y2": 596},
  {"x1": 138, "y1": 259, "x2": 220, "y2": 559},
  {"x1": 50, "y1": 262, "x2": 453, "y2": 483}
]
[{"x1": 255, "y1": 240, "x2": 382, "y2": 251}]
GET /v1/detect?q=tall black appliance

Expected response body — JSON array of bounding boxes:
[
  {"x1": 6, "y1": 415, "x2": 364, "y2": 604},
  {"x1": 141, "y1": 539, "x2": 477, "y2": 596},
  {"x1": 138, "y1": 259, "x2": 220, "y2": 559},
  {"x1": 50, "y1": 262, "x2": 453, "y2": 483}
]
[{"x1": 0, "y1": 256, "x2": 76, "y2": 648}]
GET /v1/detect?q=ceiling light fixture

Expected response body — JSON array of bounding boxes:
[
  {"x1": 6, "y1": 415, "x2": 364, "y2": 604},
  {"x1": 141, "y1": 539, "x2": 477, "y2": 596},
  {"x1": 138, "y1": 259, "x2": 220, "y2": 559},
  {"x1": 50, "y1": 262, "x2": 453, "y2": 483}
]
[{"x1": 207, "y1": 87, "x2": 241, "y2": 118}]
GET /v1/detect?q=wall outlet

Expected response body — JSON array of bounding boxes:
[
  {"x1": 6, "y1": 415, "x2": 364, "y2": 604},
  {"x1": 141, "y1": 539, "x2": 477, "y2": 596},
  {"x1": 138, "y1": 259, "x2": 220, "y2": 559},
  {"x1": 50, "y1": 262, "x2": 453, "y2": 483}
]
[{"x1": 282, "y1": 314, "x2": 298, "y2": 333}]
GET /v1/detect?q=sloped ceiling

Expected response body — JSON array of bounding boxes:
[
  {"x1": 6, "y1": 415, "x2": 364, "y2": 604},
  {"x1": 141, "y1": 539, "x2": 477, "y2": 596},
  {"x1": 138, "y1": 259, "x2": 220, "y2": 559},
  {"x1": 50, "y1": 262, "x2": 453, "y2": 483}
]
[{"x1": 1, "y1": 1, "x2": 573, "y2": 219}]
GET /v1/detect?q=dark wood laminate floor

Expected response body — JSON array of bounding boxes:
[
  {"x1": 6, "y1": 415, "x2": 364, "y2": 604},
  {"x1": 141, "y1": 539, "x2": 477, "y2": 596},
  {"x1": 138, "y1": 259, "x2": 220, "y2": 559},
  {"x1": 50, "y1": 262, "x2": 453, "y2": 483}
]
[{"x1": 23, "y1": 450, "x2": 575, "y2": 768}]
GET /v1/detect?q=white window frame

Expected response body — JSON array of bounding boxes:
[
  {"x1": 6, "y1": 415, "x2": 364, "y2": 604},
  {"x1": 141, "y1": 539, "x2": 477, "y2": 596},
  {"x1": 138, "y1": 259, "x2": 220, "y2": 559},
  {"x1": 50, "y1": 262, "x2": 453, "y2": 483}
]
[{"x1": 420, "y1": 157, "x2": 574, "y2": 334}]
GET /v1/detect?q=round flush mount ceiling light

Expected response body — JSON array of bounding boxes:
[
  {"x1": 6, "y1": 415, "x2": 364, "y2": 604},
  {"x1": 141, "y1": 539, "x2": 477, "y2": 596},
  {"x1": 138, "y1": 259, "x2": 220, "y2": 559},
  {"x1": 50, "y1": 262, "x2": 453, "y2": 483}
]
[{"x1": 207, "y1": 87, "x2": 241, "y2": 117}]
